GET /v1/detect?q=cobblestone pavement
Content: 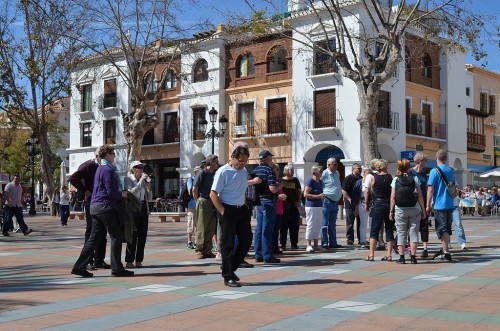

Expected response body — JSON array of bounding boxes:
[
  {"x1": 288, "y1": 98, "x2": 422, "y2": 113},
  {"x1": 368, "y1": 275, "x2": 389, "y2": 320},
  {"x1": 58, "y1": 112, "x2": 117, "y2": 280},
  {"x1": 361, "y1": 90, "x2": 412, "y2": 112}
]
[{"x1": 1, "y1": 213, "x2": 499, "y2": 330}]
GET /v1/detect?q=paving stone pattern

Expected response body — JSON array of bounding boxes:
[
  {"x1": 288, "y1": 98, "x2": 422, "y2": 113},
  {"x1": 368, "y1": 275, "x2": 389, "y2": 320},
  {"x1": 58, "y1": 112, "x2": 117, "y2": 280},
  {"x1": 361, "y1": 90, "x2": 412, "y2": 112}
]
[{"x1": 0, "y1": 214, "x2": 499, "y2": 330}]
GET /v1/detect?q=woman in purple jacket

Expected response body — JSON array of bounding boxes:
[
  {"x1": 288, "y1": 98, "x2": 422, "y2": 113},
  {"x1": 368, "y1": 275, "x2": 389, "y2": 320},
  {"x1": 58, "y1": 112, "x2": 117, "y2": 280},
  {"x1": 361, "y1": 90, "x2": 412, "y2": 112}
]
[{"x1": 71, "y1": 145, "x2": 133, "y2": 278}]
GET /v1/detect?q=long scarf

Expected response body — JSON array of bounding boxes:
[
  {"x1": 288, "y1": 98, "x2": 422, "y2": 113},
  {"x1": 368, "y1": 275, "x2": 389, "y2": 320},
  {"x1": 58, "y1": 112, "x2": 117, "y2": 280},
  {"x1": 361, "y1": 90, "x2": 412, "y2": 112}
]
[{"x1": 101, "y1": 158, "x2": 123, "y2": 191}]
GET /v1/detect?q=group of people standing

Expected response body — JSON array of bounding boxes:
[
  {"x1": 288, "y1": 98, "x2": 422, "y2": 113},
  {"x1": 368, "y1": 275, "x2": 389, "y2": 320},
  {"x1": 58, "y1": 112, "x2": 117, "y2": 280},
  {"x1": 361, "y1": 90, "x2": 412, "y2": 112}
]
[{"x1": 69, "y1": 145, "x2": 152, "y2": 278}]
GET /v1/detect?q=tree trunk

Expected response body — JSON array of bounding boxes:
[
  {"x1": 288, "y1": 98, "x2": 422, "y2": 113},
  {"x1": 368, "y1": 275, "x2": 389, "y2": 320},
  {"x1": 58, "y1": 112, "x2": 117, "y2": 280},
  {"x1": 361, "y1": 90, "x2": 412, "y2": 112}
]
[
  {"x1": 124, "y1": 105, "x2": 159, "y2": 167},
  {"x1": 357, "y1": 84, "x2": 380, "y2": 165}
]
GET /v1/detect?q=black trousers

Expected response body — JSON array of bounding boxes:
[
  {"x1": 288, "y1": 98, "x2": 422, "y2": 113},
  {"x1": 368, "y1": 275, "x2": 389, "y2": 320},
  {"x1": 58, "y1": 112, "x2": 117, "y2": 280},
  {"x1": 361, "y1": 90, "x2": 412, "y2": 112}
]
[
  {"x1": 74, "y1": 204, "x2": 124, "y2": 273},
  {"x1": 218, "y1": 204, "x2": 253, "y2": 280},
  {"x1": 345, "y1": 200, "x2": 361, "y2": 243},
  {"x1": 280, "y1": 206, "x2": 300, "y2": 247},
  {"x1": 84, "y1": 202, "x2": 107, "y2": 264},
  {"x1": 126, "y1": 202, "x2": 149, "y2": 263},
  {"x1": 2, "y1": 206, "x2": 29, "y2": 234}
]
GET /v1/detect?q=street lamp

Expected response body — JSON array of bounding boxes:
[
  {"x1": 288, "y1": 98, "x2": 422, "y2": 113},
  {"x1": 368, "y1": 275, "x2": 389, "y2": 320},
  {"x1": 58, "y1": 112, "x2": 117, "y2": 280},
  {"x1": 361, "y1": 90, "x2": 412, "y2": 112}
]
[
  {"x1": 199, "y1": 107, "x2": 228, "y2": 154},
  {"x1": 25, "y1": 133, "x2": 40, "y2": 216}
]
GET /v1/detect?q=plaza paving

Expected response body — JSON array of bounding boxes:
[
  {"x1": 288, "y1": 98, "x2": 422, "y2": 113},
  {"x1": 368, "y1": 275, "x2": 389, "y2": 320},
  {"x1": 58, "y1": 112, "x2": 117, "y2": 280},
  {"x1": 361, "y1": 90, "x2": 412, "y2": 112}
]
[{"x1": 1, "y1": 212, "x2": 500, "y2": 330}]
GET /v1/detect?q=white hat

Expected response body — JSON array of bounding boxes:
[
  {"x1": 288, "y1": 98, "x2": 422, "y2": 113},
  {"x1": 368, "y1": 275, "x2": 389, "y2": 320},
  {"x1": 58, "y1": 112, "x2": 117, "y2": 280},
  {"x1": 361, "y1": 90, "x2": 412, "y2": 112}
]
[{"x1": 130, "y1": 160, "x2": 145, "y2": 169}]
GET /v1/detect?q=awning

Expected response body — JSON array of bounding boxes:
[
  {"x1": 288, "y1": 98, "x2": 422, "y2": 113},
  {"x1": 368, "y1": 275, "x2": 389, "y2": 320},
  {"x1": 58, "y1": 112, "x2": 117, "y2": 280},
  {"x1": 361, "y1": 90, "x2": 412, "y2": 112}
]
[
  {"x1": 467, "y1": 164, "x2": 495, "y2": 174},
  {"x1": 479, "y1": 167, "x2": 500, "y2": 178}
]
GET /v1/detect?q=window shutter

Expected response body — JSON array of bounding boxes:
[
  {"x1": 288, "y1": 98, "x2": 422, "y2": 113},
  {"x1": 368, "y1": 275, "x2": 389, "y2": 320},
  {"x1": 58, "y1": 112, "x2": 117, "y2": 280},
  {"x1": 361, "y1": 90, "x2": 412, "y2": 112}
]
[
  {"x1": 267, "y1": 99, "x2": 286, "y2": 134},
  {"x1": 314, "y1": 89, "x2": 336, "y2": 128}
]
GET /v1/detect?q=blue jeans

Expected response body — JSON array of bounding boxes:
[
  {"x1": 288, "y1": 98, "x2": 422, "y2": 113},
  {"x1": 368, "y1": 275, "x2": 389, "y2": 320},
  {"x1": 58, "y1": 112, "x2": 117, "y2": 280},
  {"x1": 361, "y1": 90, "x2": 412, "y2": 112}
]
[
  {"x1": 255, "y1": 201, "x2": 276, "y2": 260},
  {"x1": 452, "y1": 206, "x2": 466, "y2": 244},
  {"x1": 321, "y1": 199, "x2": 339, "y2": 246}
]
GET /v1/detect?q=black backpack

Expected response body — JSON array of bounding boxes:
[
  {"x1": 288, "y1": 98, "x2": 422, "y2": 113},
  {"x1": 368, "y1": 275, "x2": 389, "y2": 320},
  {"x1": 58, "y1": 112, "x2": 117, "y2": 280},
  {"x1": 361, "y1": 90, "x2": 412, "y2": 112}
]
[
  {"x1": 395, "y1": 174, "x2": 418, "y2": 207},
  {"x1": 179, "y1": 178, "x2": 193, "y2": 208}
]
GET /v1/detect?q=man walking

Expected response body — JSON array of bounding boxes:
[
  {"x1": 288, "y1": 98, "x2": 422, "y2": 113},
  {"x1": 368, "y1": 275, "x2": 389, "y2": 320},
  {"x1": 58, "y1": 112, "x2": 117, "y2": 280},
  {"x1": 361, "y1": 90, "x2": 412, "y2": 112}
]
[
  {"x1": 321, "y1": 157, "x2": 343, "y2": 248},
  {"x1": 427, "y1": 149, "x2": 455, "y2": 261},
  {"x1": 68, "y1": 149, "x2": 109, "y2": 270},
  {"x1": 253, "y1": 150, "x2": 281, "y2": 263},
  {"x1": 342, "y1": 163, "x2": 362, "y2": 245},
  {"x1": 2, "y1": 175, "x2": 32, "y2": 237},
  {"x1": 210, "y1": 145, "x2": 261, "y2": 287},
  {"x1": 192, "y1": 155, "x2": 219, "y2": 259}
]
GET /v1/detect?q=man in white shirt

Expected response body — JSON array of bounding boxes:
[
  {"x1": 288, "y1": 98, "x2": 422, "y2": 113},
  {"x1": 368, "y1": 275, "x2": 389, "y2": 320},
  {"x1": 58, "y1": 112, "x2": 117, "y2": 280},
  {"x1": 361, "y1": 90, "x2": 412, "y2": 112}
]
[{"x1": 2, "y1": 175, "x2": 32, "y2": 236}]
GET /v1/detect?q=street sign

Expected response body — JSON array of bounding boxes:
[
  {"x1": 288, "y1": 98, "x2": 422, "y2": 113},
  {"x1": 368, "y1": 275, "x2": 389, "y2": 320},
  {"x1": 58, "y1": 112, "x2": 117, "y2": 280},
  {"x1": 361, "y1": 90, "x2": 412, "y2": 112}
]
[{"x1": 401, "y1": 150, "x2": 416, "y2": 162}]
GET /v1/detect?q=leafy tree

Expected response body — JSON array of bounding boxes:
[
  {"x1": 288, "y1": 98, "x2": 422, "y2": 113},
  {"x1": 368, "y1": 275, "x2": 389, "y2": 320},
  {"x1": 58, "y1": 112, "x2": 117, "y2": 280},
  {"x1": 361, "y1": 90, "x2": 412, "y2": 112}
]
[
  {"x1": 245, "y1": 0, "x2": 499, "y2": 163},
  {"x1": 0, "y1": 0, "x2": 85, "y2": 199}
]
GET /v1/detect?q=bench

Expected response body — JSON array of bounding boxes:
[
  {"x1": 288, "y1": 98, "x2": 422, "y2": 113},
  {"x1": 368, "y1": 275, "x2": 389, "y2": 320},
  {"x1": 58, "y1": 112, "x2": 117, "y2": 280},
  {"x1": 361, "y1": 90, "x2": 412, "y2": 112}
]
[
  {"x1": 69, "y1": 211, "x2": 86, "y2": 220},
  {"x1": 150, "y1": 212, "x2": 187, "y2": 223}
]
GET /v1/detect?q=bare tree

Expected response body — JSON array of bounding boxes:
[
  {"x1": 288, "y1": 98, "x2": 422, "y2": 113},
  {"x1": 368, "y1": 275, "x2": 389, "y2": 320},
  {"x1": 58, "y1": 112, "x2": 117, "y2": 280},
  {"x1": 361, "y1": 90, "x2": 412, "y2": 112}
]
[
  {"x1": 0, "y1": 0, "x2": 85, "y2": 200},
  {"x1": 244, "y1": 0, "x2": 498, "y2": 163},
  {"x1": 67, "y1": 0, "x2": 213, "y2": 166}
]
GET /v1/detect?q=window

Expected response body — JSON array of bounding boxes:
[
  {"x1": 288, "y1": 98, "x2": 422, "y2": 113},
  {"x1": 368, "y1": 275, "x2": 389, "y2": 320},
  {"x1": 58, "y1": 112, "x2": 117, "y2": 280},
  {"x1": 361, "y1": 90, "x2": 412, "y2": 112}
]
[
  {"x1": 164, "y1": 112, "x2": 179, "y2": 143},
  {"x1": 405, "y1": 98, "x2": 412, "y2": 134},
  {"x1": 421, "y1": 53, "x2": 432, "y2": 78},
  {"x1": 81, "y1": 122, "x2": 92, "y2": 147},
  {"x1": 314, "y1": 89, "x2": 336, "y2": 128},
  {"x1": 480, "y1": 92, "x2": 488, "y2": 112},
  {"x1": 193, "y1": 107, "x2": 206, "y2": 140},
  {"x1": 267, "y1": 98, "x2": 286, "y2": 134},
  {"x1": 489, "y1": 95, "x2": 496, "y2": 115},
  {"x1": 162, "y1": 69, "x2": 176, "y2": 90},
  {"x1": 466, "y1": 87, "x2": 470, "y2": 96},
  {"x1": 193, "y1": 59, "x2": 208, "y2": 82},
  {"x1": 142, "y1": 129, "x2": 154, "y2": 145},
  {"x1": 103, "y1": 79, "x2": 117, "y2": 108},
  {"x1": 144, "y1": 72, "x2": 157, "y2": 93},
  {"x1": 377, "y1": 91, "x2": 391, "y2": 128},
  {"x1": 268, "y1": 46, "x2": 288, "y2": 73},
  {"x1": 237, "y1": 53, "x2": 255, "y2": 78},
  {"x1": 313, "y1": 39, "x2": 336, "y2": 75},
  {"x1": 104, "y1": 119, "x2": 116, "y2": 144},
  {"x1": 81, "y1": 84, "x2": 92, "y2": 112},
  {"x1": 237, "y1": 103, "x2": 255, "y2": 136}
]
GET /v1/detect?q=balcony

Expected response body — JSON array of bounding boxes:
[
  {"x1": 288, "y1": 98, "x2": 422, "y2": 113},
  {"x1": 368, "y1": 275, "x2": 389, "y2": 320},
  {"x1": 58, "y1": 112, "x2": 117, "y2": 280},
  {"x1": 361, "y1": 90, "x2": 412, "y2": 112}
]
[
  {"x1": 259, "y1": 117, "x2": 291, "y2": 142},
  {"x1": 98, "y1": 95, "x2": 120, "y2": 118},
  {"x1": 407, "y1": 119, "x2": 446, "y2": 140},
  {"x1": 230, "y1": 122, "x2": 259, "y2": 145},
  {"x1": 306, "y1": 109, "x2": 344, "y2": 142},
  {"x1": 467, "y1": 132, "x2": 486, "y2": 152},
  {"x1": 103, "y1": 95, "x2": 117, "y2": 108},
  {"x1": 377, "y1": 111, "x2": 399, "y2": 131},
  {"x1": 306, "y1": 61, "x2": 338, "y2": 77}
]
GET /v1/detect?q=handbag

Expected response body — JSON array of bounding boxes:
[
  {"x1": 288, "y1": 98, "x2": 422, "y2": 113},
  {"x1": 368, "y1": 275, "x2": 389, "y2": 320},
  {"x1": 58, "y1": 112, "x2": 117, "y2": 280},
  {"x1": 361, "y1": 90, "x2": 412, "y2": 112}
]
[{"x1": 434, "y1": 167, "x2": 457, "y2": 199}]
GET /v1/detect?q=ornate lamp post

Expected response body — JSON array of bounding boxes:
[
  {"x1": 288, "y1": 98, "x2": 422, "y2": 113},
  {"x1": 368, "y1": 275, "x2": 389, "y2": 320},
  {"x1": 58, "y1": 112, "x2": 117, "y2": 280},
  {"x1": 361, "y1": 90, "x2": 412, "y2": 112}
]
[
  {"x1": 199, "y1": 107, "x2": 228, "y2": 154},
  {"x1": 25, "y1": 133, "x2": 40, "y2": 216}
]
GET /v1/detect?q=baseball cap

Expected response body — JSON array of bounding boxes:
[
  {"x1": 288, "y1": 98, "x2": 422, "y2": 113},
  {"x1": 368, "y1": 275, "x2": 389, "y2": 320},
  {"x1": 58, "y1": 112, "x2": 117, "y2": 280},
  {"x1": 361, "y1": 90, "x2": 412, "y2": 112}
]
[
  {"x1": 199, "y1": 160, "x2": 207, "y2": 167},
  {"x1": 259, "y1": 150, "x2": 274, "y2": 159}
]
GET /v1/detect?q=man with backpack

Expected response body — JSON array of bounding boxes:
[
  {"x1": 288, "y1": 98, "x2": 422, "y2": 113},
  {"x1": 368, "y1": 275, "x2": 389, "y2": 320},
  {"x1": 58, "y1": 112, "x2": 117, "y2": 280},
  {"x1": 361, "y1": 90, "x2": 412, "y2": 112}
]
[
  {"x1": 183, "y1": 166, "x2": 201, "y2": 249},
  {"x1": 427, "y1": 149, "x2": 456, "y2": 261}
]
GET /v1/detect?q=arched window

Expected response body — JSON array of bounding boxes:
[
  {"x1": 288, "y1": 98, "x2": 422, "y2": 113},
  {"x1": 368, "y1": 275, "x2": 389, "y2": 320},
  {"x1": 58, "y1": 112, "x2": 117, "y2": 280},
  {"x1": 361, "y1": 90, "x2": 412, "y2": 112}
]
[
  {"x1": 144, "y1": 72, "x2": 157, "y2": 93},
  {"x1": 267, "y1": 46, "x2": 288, "y2": 72},
  {"x1": 236, "y1": 53, "x2": 255, "y2": 78},
  {"x1": 193, "y1": 59, "x2": 208, "y2": 82},
  {"x1": 421, "y1": 53, "x2": 432, "y2": 78},
  {"x1": 162, "y1": 69, "x2": 177, "y2": 90}
]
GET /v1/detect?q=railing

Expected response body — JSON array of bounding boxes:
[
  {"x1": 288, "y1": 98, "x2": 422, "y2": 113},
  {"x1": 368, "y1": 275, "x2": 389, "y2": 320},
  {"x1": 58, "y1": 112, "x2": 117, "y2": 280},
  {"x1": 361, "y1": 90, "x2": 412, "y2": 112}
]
[
  {"x1": 467, "y1": 132, "x2": 486, "y2": 152},
  {"x1": 407, "y1": 120, "x2": 446, "y2": 139},
  {"x1": 311, "y1": 108, "x2": 343, "y2": 130},
  {"x1": 377, "y1": 111, "x2": 399, "y2": 131},
  {"x1": 306, "y1": 61, "x2": 338, "y2": 76},
  {"x1": 103, "y1": 95, "x2": 117, "y2": 108},
  {"x1": 230, "y1": 122, "x2": 259, "y2": 138},
  {"x1": 154, "y1": 125, "x2": 180, "y2": 143},
  {"x1": 259, "y1": 116, "x2": 290, "y2": 135}
]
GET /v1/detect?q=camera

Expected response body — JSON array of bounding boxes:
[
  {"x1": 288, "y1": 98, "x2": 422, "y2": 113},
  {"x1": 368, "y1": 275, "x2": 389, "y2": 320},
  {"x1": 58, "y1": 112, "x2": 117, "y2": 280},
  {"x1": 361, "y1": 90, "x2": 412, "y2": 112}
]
[{"x1": 145, "y1": 176, "x2": 151, "y2": 183}]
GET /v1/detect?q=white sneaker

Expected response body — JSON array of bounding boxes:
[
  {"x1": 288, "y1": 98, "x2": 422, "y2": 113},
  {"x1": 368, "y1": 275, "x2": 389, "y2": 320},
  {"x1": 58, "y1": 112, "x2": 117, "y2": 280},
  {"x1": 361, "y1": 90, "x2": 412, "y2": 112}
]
[
  {"x1": 215, "y1": 252, "x2": 222, "y2": 261},
  {"x1": 461, "y1": 244, "x2": 469, "y2": 250},
  {"x1": 306, "y1": 246, "x2": 315, "y2": 253}
]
